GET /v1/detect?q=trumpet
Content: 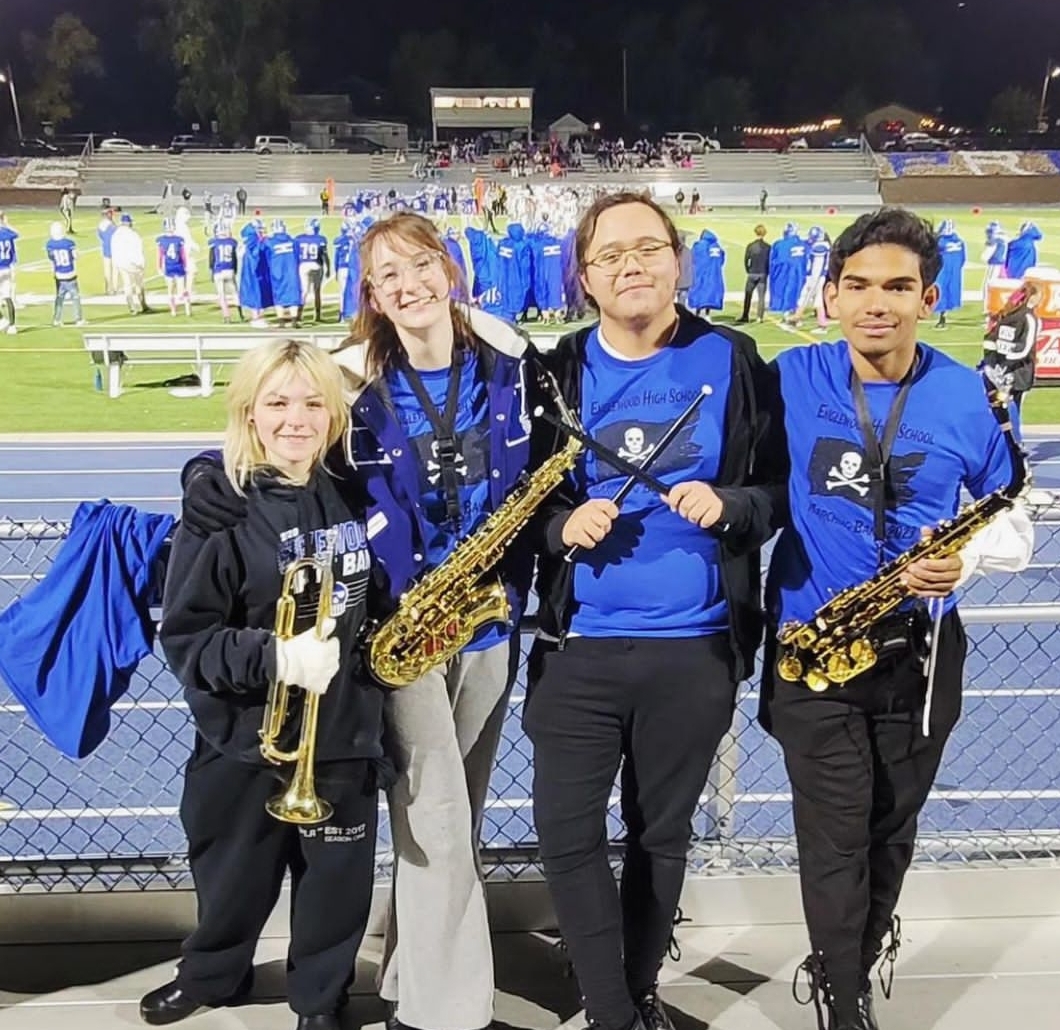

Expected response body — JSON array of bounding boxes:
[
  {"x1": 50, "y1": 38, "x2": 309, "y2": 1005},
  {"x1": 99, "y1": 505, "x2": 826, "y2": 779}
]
[{"x1": 259, "y1": 546, "x2": 335, "y2": 825}]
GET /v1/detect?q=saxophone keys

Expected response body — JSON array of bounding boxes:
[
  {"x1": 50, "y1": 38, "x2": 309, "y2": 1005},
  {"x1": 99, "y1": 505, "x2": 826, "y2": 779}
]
[
  {"x1": 804, "y1": 668, "x2": 831, "y2": 692},
  {"x1": 849, "y1": 638, "x2": 877, "y2": 673},
  {"x1": 777, "y1": 654, "x2": 803, "y2": 682}
]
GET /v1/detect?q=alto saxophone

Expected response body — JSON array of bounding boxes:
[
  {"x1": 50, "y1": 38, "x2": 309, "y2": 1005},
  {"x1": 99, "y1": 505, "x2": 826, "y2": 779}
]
[
  {"x1": 776, "y1": 381, "x2": 1028, "y2": 692},
  {"x1": 368, "y1": 374, "x2": 582, "y2": 688}
]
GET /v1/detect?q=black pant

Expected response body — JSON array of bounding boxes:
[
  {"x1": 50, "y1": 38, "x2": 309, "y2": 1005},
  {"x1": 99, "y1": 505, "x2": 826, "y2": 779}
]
[
  {"x1": 524, "y1": 635, "x2": 736, "y2": 1030},
  {"x1": 758, "y1": 610, "x2": 965, "y2": 1016},
  {"x1": 177, "y1": 740, "x2": 378, "y2": 1016},
  {"x1": 741, "y1": 275, "x2": 767, "y2": 321},
  {"x1": 237, "y1": 199, "x2": 247, "y2": 215}
]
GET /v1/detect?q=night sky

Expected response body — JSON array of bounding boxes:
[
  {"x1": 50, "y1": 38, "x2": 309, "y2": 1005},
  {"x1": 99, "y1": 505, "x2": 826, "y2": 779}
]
[{"x1": 4, "y1": 0, "x2": 1060, "y2": 135}]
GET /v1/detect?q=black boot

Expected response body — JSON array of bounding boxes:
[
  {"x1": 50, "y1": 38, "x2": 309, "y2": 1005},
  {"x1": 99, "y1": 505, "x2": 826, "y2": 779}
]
[
  {"x1": 857, "y1": 914, "x2": 901, "y2": 1030},
  {"x1": 634, "y1": 984, "x2": 675, "y2": 1029},
  {"x1": 793, "y1": 954, "x2": 866, "y2": 1030},
  {"x1": 295, "y1": 1016, "x2": 341, "y2": 1030},
  {"x1": 856, "y1": 983, "x2": 880, "y2": 1030}
]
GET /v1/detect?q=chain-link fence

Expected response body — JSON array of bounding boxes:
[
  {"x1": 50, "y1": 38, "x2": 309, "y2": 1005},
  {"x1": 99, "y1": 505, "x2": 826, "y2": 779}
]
[{"x1": 2, "y1": 497, "x2": 1059, "y2": 893}]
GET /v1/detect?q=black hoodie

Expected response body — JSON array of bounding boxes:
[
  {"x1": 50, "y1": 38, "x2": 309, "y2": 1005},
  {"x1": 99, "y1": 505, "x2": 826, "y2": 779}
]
[
  {"x1": 529, "y1": 309, "x2": 790, "y2": 681},
  {"x1": 161, "y1": 466, "x2": 384, "y2": 764}
]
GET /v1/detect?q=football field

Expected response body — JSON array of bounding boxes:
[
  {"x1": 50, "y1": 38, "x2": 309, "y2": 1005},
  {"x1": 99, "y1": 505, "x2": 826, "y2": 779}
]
[{"x1": 1, "y1": 203, "x2": 1059, "y2": 433}]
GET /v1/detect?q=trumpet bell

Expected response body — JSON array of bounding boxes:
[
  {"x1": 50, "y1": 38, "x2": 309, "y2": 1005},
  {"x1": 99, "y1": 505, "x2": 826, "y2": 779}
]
[{"x1": 266, "y1": 787, "x2": 334, "y2": 826}]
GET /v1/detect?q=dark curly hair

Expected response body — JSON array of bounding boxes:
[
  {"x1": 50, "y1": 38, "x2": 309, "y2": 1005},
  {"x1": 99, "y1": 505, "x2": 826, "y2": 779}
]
[{"x1": 828, "y1": 207, "x2": 942, "y2": 289}]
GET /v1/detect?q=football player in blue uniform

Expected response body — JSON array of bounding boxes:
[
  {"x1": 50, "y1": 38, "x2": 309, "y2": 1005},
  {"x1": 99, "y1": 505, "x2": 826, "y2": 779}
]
[
  {"x1": 934, "y1": 219, "x2": 966, "y2": 329},
  {"x1": 157, "y1": 218, "x2": 191, "y2": 317},
  {"x1": 265, "y1": 220, "x2": 301, "y2": 327},
  {"x1": 980, "y1": 221, "x2": 1008, "y2": 313},
  {"x1": 0, "y1": 212, "x2": 19, "y2": 334},
  {"x1": 294, "y1": 218, "x2": 331, "y2": 324},
  {"x1": 208, "y1": 221, "x2": 240, "y2": 323}
]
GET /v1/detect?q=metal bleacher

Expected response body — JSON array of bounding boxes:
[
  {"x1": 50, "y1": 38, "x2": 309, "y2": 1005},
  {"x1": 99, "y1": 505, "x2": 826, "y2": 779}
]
[{"x1": 78, "y1": 148, "x2": 882, "y2": 209}]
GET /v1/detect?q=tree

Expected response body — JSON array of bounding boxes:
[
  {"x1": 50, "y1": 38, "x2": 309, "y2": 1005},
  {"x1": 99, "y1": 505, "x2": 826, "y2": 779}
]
[
  {"x1": 986, "y1": 86, "x2": 1040, "y2": 133},
  {"x1": 387, "y1": 30, "x2": 460, "y2": 125},
  {"x1": 691, "y1": 77, "x2": 756, "y2": 134},
  {"x1": 779, "y1": 2, "x2": 937, "y2": 121},
  {"x1": 836, "y1": 86, "x2": 871, "y2": 135},
  {"x1": 20, "y1": 14, "x2": 103, "y2": 128},
  {"x1": 143, "y1": 0, "x2": 298, "y2": 141},
  {"x1": 617, "y1": 6, "x2": 718, "y2": 128}
]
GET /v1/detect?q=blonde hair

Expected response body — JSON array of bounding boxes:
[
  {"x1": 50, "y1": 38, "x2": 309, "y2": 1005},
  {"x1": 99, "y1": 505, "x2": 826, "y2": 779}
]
[
  {"x1": 223, "y1": 339, "x2": 348, "y2": 494},
  {"x1": 343, "y1": 212, "x2": 475, "y2": 379}
]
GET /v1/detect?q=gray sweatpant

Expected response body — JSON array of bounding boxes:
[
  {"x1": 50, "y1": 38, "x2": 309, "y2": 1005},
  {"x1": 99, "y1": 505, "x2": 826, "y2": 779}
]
[{"x1": 377, "y1": 638, "x2": 514, "y2": 1030}]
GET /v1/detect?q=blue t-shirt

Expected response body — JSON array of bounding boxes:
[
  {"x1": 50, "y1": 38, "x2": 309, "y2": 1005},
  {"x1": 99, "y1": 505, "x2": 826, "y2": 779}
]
[
  {"x1": 767, "y1": 340, "x2": 1020, "y2": 626},
  {"x1": 569, "y1": 328, "x2": 733, "y2": 638},
  {"x1": 46, "y1": 238, "x2": 77, "y2": 280},
  {"x1": 387, "y1": 350, "x2": 501, "y2": 650},
  {"x1": 0, "y1": 227, "x2": 18, "y2": 270}
]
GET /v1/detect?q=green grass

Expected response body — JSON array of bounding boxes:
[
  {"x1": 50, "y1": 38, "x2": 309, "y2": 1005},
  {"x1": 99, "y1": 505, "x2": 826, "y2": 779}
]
[{"x1": 1, "y1": 204, "x2": 1059, "y2": 433}]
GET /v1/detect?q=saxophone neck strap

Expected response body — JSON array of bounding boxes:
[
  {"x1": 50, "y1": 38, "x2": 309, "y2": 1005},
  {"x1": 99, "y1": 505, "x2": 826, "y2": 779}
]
[
  {"x1": 849, "y1": 350, "x2": 919, "y2": 552},
  {"x1": 400, "y1": 345, "x2": 466, "y2": 531}
]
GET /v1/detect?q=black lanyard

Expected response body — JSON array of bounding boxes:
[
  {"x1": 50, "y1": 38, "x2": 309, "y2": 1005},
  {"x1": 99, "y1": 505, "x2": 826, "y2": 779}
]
[
  {"x1": 400, "y1": 346, "x2": 466, "y2": 530},
  {"x1": 849, "y1": 351, "x2": 918, "y2": 557}
]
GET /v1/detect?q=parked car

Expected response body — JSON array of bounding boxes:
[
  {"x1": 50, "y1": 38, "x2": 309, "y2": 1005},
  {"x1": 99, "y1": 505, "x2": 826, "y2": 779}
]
[
  {"x1": 168, "y1": 134, "x2": 221, "y2": 154},
  {"x1": 661, "y1": 131, "x2": 721, "y2": 154},
  {"x1": 882, "y1": 132, "x2": 951, "y2": 152},
  {"x1": 97, "y1": 137, "x2": 143, "y2": 153},
  {"x1": 17, "y1": 137, "x2": 61, "y2": 157},
  {"x1": 331, "y1": 135, "x2": 385, "y2": 154},
  {"x1": 829, "y1": 136, "x2": 862, "y2": 150},
  {"x1": 253, "y1": 135, "x2": 307, "y2": 154}
]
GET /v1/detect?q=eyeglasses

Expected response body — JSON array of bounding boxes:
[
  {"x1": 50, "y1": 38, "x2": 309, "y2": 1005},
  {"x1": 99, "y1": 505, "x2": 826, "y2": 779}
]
[
  {"x1": 585, "y1": 239, "x2": 674, "y2": 273},
  {"x1": 369, "y1": 251, "x2": 444, "y2": 294}
]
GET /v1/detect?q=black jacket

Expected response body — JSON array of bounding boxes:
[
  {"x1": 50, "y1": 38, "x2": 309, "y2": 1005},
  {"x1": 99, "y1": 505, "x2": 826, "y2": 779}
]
[
  {"x1": 984, "y1": 307, "x2": 1039, "y2": 394},
  {"x1": 745, "y1": 239, "x2": 770, "y2": 277},
  {"x1": 161, "y1": 467, "x2": 384, "y2": 764},
  {"x1": 529, "y1": 309, "x2": 789, "y2": 681}
]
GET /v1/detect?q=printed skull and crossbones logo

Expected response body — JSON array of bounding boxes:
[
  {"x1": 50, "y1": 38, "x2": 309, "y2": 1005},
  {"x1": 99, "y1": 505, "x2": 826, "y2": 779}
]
[
  {"x1": 426, "y1": 438, "x2": 468, "y2": 485},
  {"x1": 617, "y1": 426, "x2": 656, "y2": 465},
  {"x1": 826, "y1": 451, "x2": 870, "y2": 497}
]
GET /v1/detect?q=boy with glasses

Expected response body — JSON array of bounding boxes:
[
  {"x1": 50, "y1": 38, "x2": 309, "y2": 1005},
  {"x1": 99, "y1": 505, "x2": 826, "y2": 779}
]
[{"x1": 526, "y1": 191, "x2": 788, "y2": 1030}]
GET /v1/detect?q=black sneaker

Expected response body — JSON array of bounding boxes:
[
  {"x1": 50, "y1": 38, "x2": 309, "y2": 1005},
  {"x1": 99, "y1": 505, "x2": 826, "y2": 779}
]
[{"x1": 634, "y1": 987, "x2": 674, "y2": 1030}]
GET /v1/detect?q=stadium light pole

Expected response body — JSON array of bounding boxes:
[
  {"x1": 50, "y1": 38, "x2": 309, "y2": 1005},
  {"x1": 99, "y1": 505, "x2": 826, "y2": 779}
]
[
  {"x1": 0, "y1": 66, "x2": 23, "y2": 141},
  {"x1": 1038, "y1": 62, "x2": 1060, "y2": 132}
]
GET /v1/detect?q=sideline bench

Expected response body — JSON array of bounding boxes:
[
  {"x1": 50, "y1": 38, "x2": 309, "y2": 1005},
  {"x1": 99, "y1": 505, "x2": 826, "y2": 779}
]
[
  {"x1": 82, "y1": 332, "x2": 350, "y2": 398},
  {"x1": 83, "y1": 330, "x2": 565, "y2": 398}
]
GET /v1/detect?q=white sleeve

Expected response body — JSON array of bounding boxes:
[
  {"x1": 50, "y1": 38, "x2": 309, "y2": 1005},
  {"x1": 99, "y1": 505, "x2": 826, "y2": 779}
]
[
  {"x1": 956, "y1": 502, "x2": 1035, "y2": 587},
  {"x1": 1006, "y1": 313, "x2": 1039, "y2": 362}
]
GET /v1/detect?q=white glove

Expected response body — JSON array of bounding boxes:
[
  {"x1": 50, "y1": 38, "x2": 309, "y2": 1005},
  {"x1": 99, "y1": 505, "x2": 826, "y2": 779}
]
[{"x1": 275, "y1": 618, "x2": 339, "y2": 696}]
